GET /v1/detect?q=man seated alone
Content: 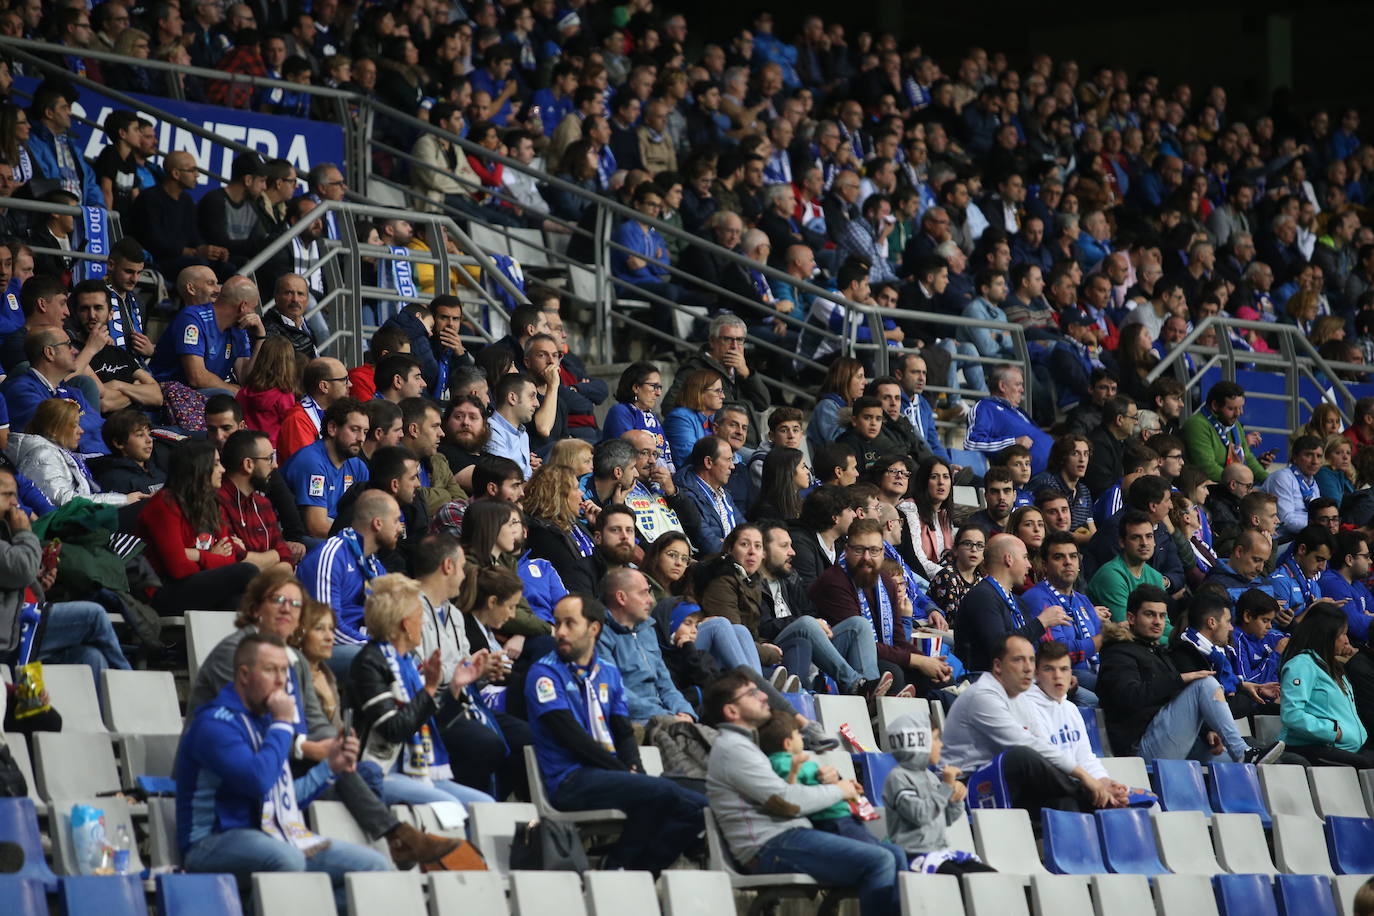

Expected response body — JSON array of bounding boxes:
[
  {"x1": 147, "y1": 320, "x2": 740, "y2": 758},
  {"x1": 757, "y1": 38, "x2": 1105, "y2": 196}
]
[
  {"x1": 1097, "y1": 584, "x2": 1285, "y2": 764},
  {"x1": 942, "y1": 634, "x2": 1122, "y2": 817}
]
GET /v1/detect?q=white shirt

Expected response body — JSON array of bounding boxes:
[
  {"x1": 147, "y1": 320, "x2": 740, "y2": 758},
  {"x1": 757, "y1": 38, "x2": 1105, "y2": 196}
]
[
  {"x1": 1023, "y1": 684, "x2": 1107, "y2": 779},
  {"x1": 941, "y1": 671, "x2": 1078, "y2": 774}
]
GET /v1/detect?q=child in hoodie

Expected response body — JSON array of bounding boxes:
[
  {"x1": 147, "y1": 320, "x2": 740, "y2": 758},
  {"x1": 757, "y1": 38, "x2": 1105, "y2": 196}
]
[{"x1": 882, "y1": 714, "x2": 994, "y2": 874}]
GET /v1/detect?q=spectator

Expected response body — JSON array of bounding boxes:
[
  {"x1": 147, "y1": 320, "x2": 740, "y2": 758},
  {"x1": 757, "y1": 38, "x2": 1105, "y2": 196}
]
[
  {"x1": 1318, "y1": 530, "x2": 1374, "y2": 645},
  {"x1": 485, "y1": 372, "x2": 539, "y2": 479},
  {"x1": 218, "y1": 429, "x2": 301, "y2": 568},
  {"x1": 965, "y1": 365, "x2": 1052, "y2": 473},
  {"x1": 521, "y1": 465, "x2": 597, "y2": 594},
  {"x1": 663, "y1": 314, "x2": 771, "y2": 414},
  {"x1": 679, "y1": 435, "x2": 741, "y2": 555},
  {"x1": 261, "y1": 274, "x2": 318, "y2": 359},
  {"x1": 281, "y1": 396, "x2": 370, "y2": 538},
  {"x1": 88, "y1": 408, "x2": 164, "y2": 495},
  {"x1": 137, "y1": 440, "x2": 266, "y2": 615},
  {"x1": 1271, "y1": 524, "x2": 1334, "y2": 619},
  {"x1": 1098, "y1": 584, "x2": 1282, "y2": 763},
  {"x1": 130, "y1": 150, "x2": 231, "y2": 280},
  {"x1": 927, "y1": 525, "x2": 986, "y2": 621},
  {"x1": 598, "y1": 567, "x2": 696, "y2": 720},
  {"x1": 1277, "y1": 601, "x2": 1373, "y2": 767},
  {"x1": 526, "y1": 593, "x2": 708, "y2": 870},
  {"x1": 26, "y1": 81, "x2": 102, "y2": 208},
  {"x1": 665, "y1": 368, "x2": 726, "y2": 467},
  {"x1": 703, "y1": 669, "x2": 904, "y2": 915},
  {"x1": 150, "y1": 275, "x2": 266, "y2": 394},
  {"x1": 235, "y1": 337, "x2": 300, "y2": 448},
  {"x1": 1087, "y1": 509, "x2": 1168, "y2": 624},
  {"x1": 7, "y1": 397, "x2": 142, "y2": 508},
  {"x1": 954, "y1": 532, "x2": 1069, "y2": 673},
  {"x1": 69, "y1": 278, "x2": 163, "y2": 413},
  {"x1": 277, "y1": 357, "x2": 352, "y2": 462},
  {"x1": 298, "y1": 489, "x2": 396, "y2": 648},
  {"x1": 1083, "y1": 396, "x2": 1139, "y2": 498},
  {"x1": 6, "y1": 326, "x2": 108, "y2": 455},
  {"x1": 1181, "y1": 380, "x2": 1270, "y2": 484},
  {"x1": 1260, "y1": 434, "x2": 1322, "y2": 539}
]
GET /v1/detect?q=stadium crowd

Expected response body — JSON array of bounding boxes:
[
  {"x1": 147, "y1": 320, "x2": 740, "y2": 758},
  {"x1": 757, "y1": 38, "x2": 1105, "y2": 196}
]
[{"x1": 6, "y1": 0, "x2": 1374, "y2": 913}]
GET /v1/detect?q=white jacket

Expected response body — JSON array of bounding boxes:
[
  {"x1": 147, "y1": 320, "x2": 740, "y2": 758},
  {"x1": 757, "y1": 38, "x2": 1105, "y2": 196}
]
[
  {"x1": 941, "y1": 672, "x2": 1078, "y2": 774},
  {"x1": 1023, "y1": 684, "x2": 1107, "y2": 780},
  {"x1": 6, "y1": 433, "x2": 125, "y2": 508}
]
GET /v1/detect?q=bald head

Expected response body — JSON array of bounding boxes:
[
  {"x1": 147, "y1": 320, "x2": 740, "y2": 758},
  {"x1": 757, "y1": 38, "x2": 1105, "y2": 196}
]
[
  {"x1": 176, "y1": 264, "x2": 220, "y2": 305},
  {"x1": 217, "y1": 275, "x2": 261, "y2": 313},
  {"x1": 355, "y1": 489, "x2": 398, "y2": 527},
  {"x1": 986, "y1": 532, "x2": 1026, "y2": 569}
]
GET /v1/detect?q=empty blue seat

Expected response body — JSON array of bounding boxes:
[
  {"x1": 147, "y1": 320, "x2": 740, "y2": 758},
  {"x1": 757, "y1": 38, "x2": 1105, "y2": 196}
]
[
  {"x1": 1079, "y1": 707, "x2": 1105, "y2": 757},
  {"x1": 61, "y1": 875, "x2": 144, "y2": 916},
  {"x1": 1208, "y1": 762, "x2": 1272, "y2": 828},
  {"x1": 1214, "y1": 874, "x2": 1278, "y2": 916},
  {"x1": 1096, "y1": 808, "x2": 1168, "y2": 875},
  {"x1": 1153, "y1": 758, "x2": 1213, "y2": 815},
  {"x1": 156, "y1": 873, "x2": 243, "y2": 916},
  {"x1": 0, "y1": 876, "x2": 47, "y2": 916},
  {"x1": 0, "y1": 798, "x2": 58, "y2": 891},
  {"x1": 1274, "y1": 874, "x2": 1336, "y2": 916},
  {"x1": 852, "y1": 752, "x2": 897, "y2": 807},
  {"x1": 783, "y1": 692, "x2": 815, "y2": 719},
  {"x1": 1041, "y1": 809, "x2": 1106, "y2": 874},
  {"x1": 1325, "y1": 816, "x2": 1374, "y2": 874}
]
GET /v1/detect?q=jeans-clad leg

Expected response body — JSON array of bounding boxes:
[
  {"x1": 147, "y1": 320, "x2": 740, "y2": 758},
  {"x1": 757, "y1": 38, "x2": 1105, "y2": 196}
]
[
  {"x1": 753, "y1": 826, "x2": 902, "y2": 916},
  {"x1": 776, "y1": 615, "x2": 865, "y2": 689},
  {"x1": 827, "y1": 616, "x2": 881, "y2": 682},
  {"x1": 1137, "y1": 676, "x2": 1248, "y2": 762},
  {"x1": 695, "y1": 617, "x2": 762, "y2": 673},
  {"x1": 39, "y1": 600, "x2": 131, "y2": 695}
]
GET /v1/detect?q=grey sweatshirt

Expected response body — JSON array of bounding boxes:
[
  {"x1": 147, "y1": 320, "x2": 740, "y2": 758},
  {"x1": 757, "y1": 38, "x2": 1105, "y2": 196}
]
[
  {"x1": 882, "y1": 715, "x2": 965, "y2": 855},
  {"x1": 706, "y1": 723, "x2": 846, "y2": 863}
]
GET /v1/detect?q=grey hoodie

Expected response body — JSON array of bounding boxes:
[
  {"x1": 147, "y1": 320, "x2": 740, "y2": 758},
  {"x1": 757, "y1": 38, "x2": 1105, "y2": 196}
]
[{"x1": 882, "y1": 714, "x2": 965, "y2": 856}]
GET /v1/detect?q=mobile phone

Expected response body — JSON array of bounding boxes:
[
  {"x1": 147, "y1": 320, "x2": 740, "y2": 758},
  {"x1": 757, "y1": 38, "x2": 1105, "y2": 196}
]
[{"x1": 342, "y1": 708, "x2": 353, "y2": 736}]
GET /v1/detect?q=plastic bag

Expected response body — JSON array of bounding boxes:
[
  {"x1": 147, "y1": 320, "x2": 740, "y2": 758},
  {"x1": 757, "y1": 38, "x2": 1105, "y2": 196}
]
[
  {"x1": 70, "y1": 803, "x2": 113, "y2": 874},
  {"x1": 13, "y1": 662, "x2": 50, "y2": 720}
]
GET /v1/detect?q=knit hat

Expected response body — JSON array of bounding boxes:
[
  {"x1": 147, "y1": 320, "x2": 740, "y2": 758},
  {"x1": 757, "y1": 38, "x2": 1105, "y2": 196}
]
[{"x1": 669, "y1": 601, "x2": 702, "y2": 634}]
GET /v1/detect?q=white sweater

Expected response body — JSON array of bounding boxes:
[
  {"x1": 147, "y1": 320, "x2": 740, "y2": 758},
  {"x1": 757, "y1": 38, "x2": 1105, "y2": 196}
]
[
  {"x1": 1023, "y1": 684, "x2": 1107, "y2": 780},
  {"x1": 941, "y1": 672, "x2": 1078, "y2": 774}
]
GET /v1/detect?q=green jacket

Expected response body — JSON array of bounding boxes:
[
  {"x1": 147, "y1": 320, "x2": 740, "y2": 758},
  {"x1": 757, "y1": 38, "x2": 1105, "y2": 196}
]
[
  {"x1": 1181, "y1": 410, "x2": 1268, "y2": 484},
  {"x1": 1279, "y1": 651, "x2": 1367, "y2": 751},
  {"x1": 1087, "y1": 554, "x2": 1168, "y2": 638},
  {"x1": 767, "y1": 752, "x2": 850, "y2": 820}
]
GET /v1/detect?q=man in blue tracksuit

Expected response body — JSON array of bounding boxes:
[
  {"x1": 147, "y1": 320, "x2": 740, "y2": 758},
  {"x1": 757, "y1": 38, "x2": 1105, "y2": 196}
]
[
  {"x1": 298, "y1": 490, "x2": 395, "y2": 648},
  {"x1": 964, "y1": 364, "x2": 1053, "y2": 474},
  {"x1": 526, "y1": 593, "x2": 706, "y2": 871},
  {"x1": 176, "y1": 633, "x2": 389, "y2": 912},
  {"x1": 596, "y1": 568, "x2": 695, "y2": 721}
]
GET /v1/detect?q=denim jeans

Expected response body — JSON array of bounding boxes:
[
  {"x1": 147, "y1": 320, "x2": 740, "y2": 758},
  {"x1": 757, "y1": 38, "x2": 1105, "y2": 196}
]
[
  {"x1": 184, "y1": 826, "x2": 390, "y2": 914},
  {"x1": 554, "y1": 767, "x2": 706, "y2": 871},
  {"x1": 753, "y1": 826, "x2": 904, "y2": 916},
  {"x1": 1071, "y1": 667, "x2": 1100, "y2": 709},
  {"x1": 380, "y1": 774, "x2": 495, "y2": 811},
  {"x1": 39, "y1": 601, "x2": 131, "y2": 695},
  {"x1": 1137, "y1": 676, "x2": 1247, "y2": 762},
  {"x1": 695, "y1": 617, "x2": 762, "y2": 673},
  {"x1": 774, "y1": 615, "x2": 877, "y2": 690}
]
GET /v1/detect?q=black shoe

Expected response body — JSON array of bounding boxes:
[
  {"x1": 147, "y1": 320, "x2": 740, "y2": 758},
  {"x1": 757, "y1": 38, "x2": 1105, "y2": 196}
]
[{"x1": 1243, "y1": 740, "x2": 1286, "y2": 766}]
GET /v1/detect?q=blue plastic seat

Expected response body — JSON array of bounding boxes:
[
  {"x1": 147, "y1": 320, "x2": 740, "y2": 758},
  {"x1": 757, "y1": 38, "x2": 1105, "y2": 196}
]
[
  {"x1": 1079, "y1": 707, "x2": 1105, "y2": 757},
  {"x1": 1325, "y1": 815, "x2": 1374, "y2": 874},
  {"x1": 1153, "y1": 758, "x2": 1213, "y2": 815},
  {"x1": 0, "y1": 797, "x2": 58, "y2": 891},
  {"x1": 1273, "y1": 874, "x2": 1336, "y2": 916},
  {"x1": 1041, "y1": 809, "x2": 1107, "y2": 874},
  {"x1": 1095, "y1": 808, "x2": 1169, "y2": 875},
  {"x1": 1207, "y1": 762, "x2": 1272, "y2": 828},
  {"x1": 851, "y1": 752, "x2": 897, "y2": 807},
  {"x1": 156, "y1": 873, "x2": 243, "y2": 916},
  {"x1": 61, "y1": 875, "x2": 145, "y2": 916},
  {"x1": 0, "y1": 876, "x2": 47, "y2": 916},
  {"x1": 782, "y1": 692, "x2": 815, "y2": 720},
  {"x1": 1213, "y1": 874, "x2": 1278, "y2": 916}
]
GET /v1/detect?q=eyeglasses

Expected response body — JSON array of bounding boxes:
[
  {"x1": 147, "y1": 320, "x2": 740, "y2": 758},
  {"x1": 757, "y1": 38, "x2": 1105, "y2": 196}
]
[
  {"x1": 884, "y1": 468, "x2": 911, "y2": 478},
  {"x1": 847, "y1": 544, "x2": 885, "y2": 557},
  {"x1": 729, "y1": 686, "x2": 766, "y2": 704},
  {"x1": 717, "y1": 335, "x2": 746, "y2": 345},
  {"x1": 957, "y1": 540, "x2": 985, "y2": 549},
  {"x1": 704, "y1": 386, "x2": 725, "y2": 395},
  {"x1": 266, "y1": 595, "x2": 303, "y2": 609},
  {"x1": 661, "y1": 550, "x2": 690, "y2": 563},
  {"x1": 637, "y1": 381, "x2": 663, "y2": 390},
  {"x1": 251, "y1": 454, "x2": 275, "y2": 463}
]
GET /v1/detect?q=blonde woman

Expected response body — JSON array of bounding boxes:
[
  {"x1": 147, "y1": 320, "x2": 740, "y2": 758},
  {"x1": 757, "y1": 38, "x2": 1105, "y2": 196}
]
[
  {"x1": 350, "y1": 573, "x2": 494, "y2": 807},
  {"x1": 1318, "y1": 435, "x2": 1356, "y2": 503},
  {"x1": 8, "y1": 398, "x2": 145, "y2": 507}
]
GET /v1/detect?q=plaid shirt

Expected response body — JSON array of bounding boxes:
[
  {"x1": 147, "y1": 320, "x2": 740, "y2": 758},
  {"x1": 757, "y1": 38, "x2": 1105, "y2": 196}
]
[
  {"x1": 209, "y1": 47, "x2": 268, "y2": 109},
  {"x1": 217, "y1": 480, "x2": 292, "y2": 562}
]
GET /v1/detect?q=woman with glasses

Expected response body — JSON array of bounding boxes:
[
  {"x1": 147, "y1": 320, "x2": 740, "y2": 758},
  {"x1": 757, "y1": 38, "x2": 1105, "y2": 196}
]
[
  {"x1": 8, "y1": 398, "x2": 146, "y2": 509},
  {"x1": 137, "y1": 439, "x2": 269, "y2": 614},
  {"x1": 927, "y1": 526, "x2": 986, "y2": 623},
  {"x1": 665, "y1": 368, "x2": 727, "y2": 467},
  {"x1": 602, "y1": 361, "x2": 674, "y2": 472},
  {"x1": 644, "y1": 531, "x2": 693, "y2": 596}
]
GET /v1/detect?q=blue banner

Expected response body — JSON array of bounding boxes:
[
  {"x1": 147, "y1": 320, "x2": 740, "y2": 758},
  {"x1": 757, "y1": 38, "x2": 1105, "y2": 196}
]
[
  {"x1": 15, "y1": 75, "x2": 346, "y2": 198},
  {"x1": 78, "y1": 205, "x2": 107, "y2": 281}
]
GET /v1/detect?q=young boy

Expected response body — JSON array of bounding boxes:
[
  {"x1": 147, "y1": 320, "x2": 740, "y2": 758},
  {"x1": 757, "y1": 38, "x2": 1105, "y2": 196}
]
[
  {"x1": 88, "y1": 407, "x2": 166, "y2": 495},
  {"x1": 759, "y1": 710, "x2": 874, "y2": 843},
  {"x1": 837, "y1": 396, "x2": 895, "y2": 471},
  {"x1": 994, "y1": 444, "x2": 1035, "y2": 508},
  {"x1": 748, "y1": 407, "x2": 809, "y2": 497},
  {"x1": 1231, "y1": 588, "x2": 1288, "y2": 687},
  {"x1": 882, "y1": 714, "x2": 992, "y2": 874}
]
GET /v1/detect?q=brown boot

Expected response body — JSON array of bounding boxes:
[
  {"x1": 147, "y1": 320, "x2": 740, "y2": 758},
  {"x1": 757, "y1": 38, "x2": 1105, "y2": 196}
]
[{"x1": 386, "y1": 823, "x2": 462, "y2": 869}]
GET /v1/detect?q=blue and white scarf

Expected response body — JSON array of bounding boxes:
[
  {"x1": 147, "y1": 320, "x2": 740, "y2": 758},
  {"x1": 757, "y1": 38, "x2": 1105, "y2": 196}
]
[
  {"x1": 985, "y1": 575, "x2": 1025, "y2": 628},
  {"x1": 379, "y1": 641, "x2": 451, "y2": 780},
  {"x1": 1203, "y1": 406, "x2": 1243, "y2": 463},
  {"x1": 378, "y1": 247, "x2": 417, "y2": 324},
  {"x1": 1289, "y1": 465, "x2": 1317, "y2": 503},
  {"x1": 839, "y1": 552, "x2": 894, "y2": 645},
  {"x1": 1043, "y1": 581, "x2": 1098, "y2": 670},
  {"x1": 238, "y1": 711, "x2": 329, "y2": 854},
  {"x1": 571, "y1": 661, "x2": 615, "y2": 752},
  {"x1": 570, "y1": 522, "x2": 595, "y2": 558}
]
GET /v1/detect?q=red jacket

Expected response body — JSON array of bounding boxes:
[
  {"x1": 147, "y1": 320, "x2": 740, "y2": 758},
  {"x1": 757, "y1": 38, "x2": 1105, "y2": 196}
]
[
  {"x1": 276, "y1": 404, "x2": 322, "y2": 463},
  {"x1": 236, "y1": 386, "x2": 297, "y2": 448},
  {"x1": 135, "y1": 490, "x2": 242, "y2": 580},
  {"x1": 348, "y1": 364, "x2": 377, "y2": 401},
  {"x1": 217, "y1": 480, "x2": 292, "y2": 563}
]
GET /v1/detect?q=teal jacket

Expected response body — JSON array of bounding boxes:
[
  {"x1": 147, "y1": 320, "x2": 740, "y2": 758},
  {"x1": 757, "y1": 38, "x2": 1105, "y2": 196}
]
[{"x1": 1278, "y1": 651, "x2": 1368, "y2": 752}]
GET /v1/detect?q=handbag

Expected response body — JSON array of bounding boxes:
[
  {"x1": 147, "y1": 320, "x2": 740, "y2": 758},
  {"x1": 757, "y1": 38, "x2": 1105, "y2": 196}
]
[
  {"x1": 419, "y1": 839, "x2": 488, "y2": 872},
  {"x1": 508, "y1": 818, "x2": 589, "y2": 873}
]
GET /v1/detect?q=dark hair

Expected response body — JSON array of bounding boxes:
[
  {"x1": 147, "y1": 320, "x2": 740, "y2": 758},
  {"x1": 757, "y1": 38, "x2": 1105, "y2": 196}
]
[
  {"x1": 1122, "y1": 441, "x2": 1160, "y2": 475},
  {"x1": 562, "y1": 591, "x2": 607, "y2": 627},
  {"x1": 1126, "y1": 583, "x2": 1170, "y2": 616},
  {"x1": 1292, "y1": 434, "x2": 1323, "y2": 456},
  {"x1": 1236, "y1": 587, "x2": 1280, "y2": 622},
  {"x1": 473, "y1": 455, "x2": 523, "y2": 496},
  {"x1": 370, "y1": 445, "x2": 419, "y2": 492},
  {"x1": 376, "y1": 353, "x2": 422, "y2": 393},
  {"x1": 813, "y1": 442, "x2": 856, "y2": 483},
  {"x1": 101, "y1": 407, "x2": 152, "y2": 453},
  {"x1": 983, "y1": 466, "x2": 1014, "y2": 488},
  {"x1": 369, "y1": 325, "x2": 410, "y2": 363},
  {"x1": 594, "y1": 503, "x2": 636, "y2": 534},
  {"x1": 1334, "y1": 530, "x2": 1369, "y2": 571},
  {"x1": 323, "y1": 396, "x2": 364, "y2": 434},
  {"x1": 1035, "y1": 640, "x2": 1070, "y2": 665},
  {"x1": 461, "y1": 499, "x2": 520, "y2": 560},
  {"x1": 1205, "y1": 380, "x2": 1245, "y2": 408},
  {"x1": 234, "y1": 631, "x2": 288, "y2": 674},
  {"x1": 493, "y1": 372, "x2": 531, "y2": 409},
  {"x1": 798, "y1": 484, "x2": 855, "y2": 533},
  {"x1": 221, "y1": 428, "x2": 268, "y2": 474},
  {"x1": 362, "y1": 398, "x2": 402, "y2": 440},
  {"x1": 757, "y1": 709, "x2": 800, "y2": 754},
  {"x1": 701, "y1": 669, "x2": 755, "y2": 726},
  {"x1": 1292, "y1": 523, "x2": 1335, "y2": 558},
  {"x1": 167, "y1": 439, "x2": 224, "y2": 536},
  {"x1": 1280, "y1": 601, "x2": 1351, "y2": 689},
  {"x1": 1126, "y1": 475, "x2": 1170, "y2": 511},
  {"x1": 688, "y1": 435, "x2": 728, "y2": 472},
  {"x1": 1102, "y1": 394, "x2": 1134, "y2": 426},
  {"x1": 413, "y1": 531, "x2": 463, "y2": 578},
  {"x1": 614, "y1": 361, "x2": 660, "y2": 403},
  {"x1": 912, "y1": 456, "x2": 953, "y2": 529},
  {"x1": 752, "y1": 447, "x2": 805, "y2": 521},
  {"x1": 1118, "y1": 508, "x2": 1154, "y2": 539},
  {"x1": 399, "y1": 396, "x2": 437, "y2": 433},
  {"x1": 1185, "y1": 592, "x2": 1230, "y2": 632},
  {"x1": 1040, "y1": 529, "x2": 1077, "y2": 561},
  {"x1": 205, "y1": 393, "x2": 243, "y2": 422}
]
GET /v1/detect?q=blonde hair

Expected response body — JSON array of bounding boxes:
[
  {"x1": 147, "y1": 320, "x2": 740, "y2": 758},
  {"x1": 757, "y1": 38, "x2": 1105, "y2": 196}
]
[
  {"x1": 523, "y1": 464, "x2": 578, "y2": 530},
  {"x1": 363, "y1": 573, "x2": 424, "y2": 642},
  {"x1": 29, "y1": 397, "x2": 81, "y2": 445},
  {"x1": 547, "y1": 438, "x2": 593, "y2": 474},
  {"x1": 1325, "y1": 434, "x2": 1356, "y2": 485}
]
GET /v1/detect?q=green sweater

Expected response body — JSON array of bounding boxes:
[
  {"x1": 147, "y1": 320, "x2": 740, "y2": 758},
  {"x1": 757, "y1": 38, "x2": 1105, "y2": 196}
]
[
  {"x1": 1088, "y1": 554, "x2": 1170, "y2": 639},
  {"x1": 1180, "y1": 410, "x2": 1268, "y2": 484},
  {"x1": 767, "y1": 752, "x2": 850, "y2": 821},
  {"x1": 1278, "y1": 651, "x2": 1368, "y2": 751}
]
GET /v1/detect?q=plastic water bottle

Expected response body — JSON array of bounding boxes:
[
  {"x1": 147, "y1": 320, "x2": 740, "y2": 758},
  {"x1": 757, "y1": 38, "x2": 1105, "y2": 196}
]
[{"x1": 112, "y1": 825, "x2": 131, "y2": 875}]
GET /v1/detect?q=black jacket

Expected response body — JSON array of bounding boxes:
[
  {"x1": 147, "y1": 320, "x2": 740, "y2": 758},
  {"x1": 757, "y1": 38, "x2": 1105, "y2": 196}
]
[
  {"x1": 952, "y1": 577, "x2": 1046, "y2": 673},
  {"x1": 349, "y1": 639, "x2": 443, "y2": 756},
  {"x1": 756, "y1": 571, "x2": 818, "y2": 642},
  {"x1": 1084, "y1": 426, "x2": 1127, "y2": 498},
  {"x1": 1097, "y1": 630, "x2": 1186, "y2": 755},
  {"x1": 525, "y1": 517, "x2": 597, "y2": 593},
  {"x1": 86, "y1": 455, "x2": 165, "y2": 495},
  {"x1": 788, "y1": 524, "x2": 838, "y2": 591}
]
